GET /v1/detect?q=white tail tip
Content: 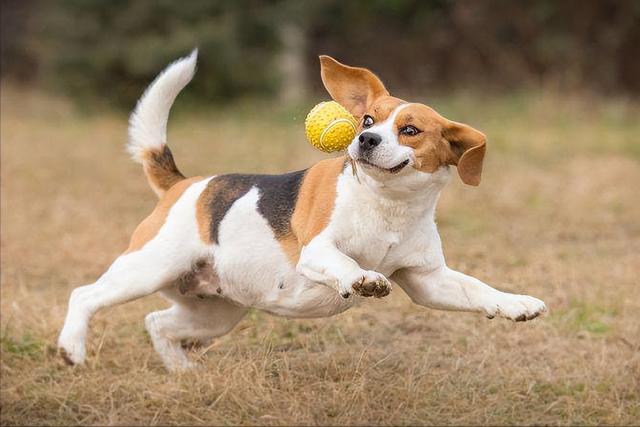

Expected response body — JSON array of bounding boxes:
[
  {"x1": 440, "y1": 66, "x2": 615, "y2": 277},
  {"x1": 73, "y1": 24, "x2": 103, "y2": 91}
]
[{"x1": 127, "y1": 49, "x2": 198, "y2": 162}]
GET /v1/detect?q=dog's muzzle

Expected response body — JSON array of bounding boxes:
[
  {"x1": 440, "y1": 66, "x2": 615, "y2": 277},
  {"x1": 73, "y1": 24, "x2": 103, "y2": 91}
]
[{"x1": 358, "y1": 132, "x2": 382, "y2": 155}]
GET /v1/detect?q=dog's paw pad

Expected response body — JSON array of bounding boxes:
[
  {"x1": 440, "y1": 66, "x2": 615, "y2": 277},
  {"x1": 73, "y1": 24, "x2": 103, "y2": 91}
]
[
  {"x1": 488, "y1": 293, "x2": 547, "y2": 322},
  {"x1": 58, "y1": 346, "x2": 85, "y2": 366},
  {"x1": 352, "y1": 271, "x2": 392, "y2": 298},
  {"x1": 59, "y1": 348, "x2": 75, "y2": 366}
]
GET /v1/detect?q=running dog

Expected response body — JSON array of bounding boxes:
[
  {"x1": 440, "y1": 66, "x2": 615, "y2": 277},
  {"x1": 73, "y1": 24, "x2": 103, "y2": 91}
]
[{"x1": 58, "y1": 51, "x2": 546, "y2": 371}]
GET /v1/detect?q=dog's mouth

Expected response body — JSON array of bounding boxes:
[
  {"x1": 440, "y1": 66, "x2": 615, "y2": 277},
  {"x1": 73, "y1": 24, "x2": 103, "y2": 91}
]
[{"x1": 357, "y1": 158, "x2": 410, "y2": 174}]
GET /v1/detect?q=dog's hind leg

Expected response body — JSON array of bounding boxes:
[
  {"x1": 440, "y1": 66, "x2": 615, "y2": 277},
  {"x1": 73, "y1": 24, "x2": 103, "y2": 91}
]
[
  {"x1": 57, "y1": 246, "x2": 196, "y2": 365},
  {"x1": 58, "y1": 178, "x2": 212, "y2": 366},
  {"x1": 145, "y1": 290, "x2": 247, "y2": 371}
]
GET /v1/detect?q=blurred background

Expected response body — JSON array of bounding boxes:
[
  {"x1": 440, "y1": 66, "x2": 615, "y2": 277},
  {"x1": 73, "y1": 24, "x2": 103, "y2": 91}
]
[
  {"x1": 2, "y1": 0, "x2": 640, "y2": 106},
  {"x1": 1, "y1": 1, "x2": 639, "y2": 425}
]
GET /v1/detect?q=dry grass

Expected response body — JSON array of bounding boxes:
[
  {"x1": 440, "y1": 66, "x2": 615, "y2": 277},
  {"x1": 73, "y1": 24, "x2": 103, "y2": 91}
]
[{"x1": 1, "y1": 86, "x2": 639, "y2": 425}]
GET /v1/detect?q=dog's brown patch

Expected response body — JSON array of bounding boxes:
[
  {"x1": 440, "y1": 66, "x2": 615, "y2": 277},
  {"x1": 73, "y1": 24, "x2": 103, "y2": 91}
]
[
  {"x1": 364, "y1": 96, "x2": 405, "y2": 125},
  {"x1": 143, "y1": 146, "x2": 186, "y2": 196},
  {"x1": 391, "y1": 104, "x2": 459, "y2": 173},
  {"x1": 290, "y1": 156, "x2": 347, "y2": 247},
  {"x1": 196, "y1": 176, "x2": 251, "y2": 244},
  {"x1": 126, "y1": 177, "x2": 202, "y2": 253},
  {"x1": 276, "y1": 233, "x2": 302, "y2": 265}
]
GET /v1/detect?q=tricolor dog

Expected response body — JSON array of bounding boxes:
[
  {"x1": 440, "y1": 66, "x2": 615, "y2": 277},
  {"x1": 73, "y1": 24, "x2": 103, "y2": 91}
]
[{"x1": 58, "y1": 51, "x2": 546, "y2": 371}]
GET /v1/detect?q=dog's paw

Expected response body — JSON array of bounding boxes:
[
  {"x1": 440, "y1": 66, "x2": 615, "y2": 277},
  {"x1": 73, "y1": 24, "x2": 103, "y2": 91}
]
[
  {"x1": 349, "y1": 270, "x2": 392, "y2": 298},
  {"x1": 485, "y1": 293, "x2": 547, "y2": 321},
  {"x1": 57, "y1": 336, "x2": 86, "y2": 366}
]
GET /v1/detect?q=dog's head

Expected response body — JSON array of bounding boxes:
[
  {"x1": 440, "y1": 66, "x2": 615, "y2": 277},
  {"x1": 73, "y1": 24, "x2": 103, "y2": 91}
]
[{"x1": 320, "y1": 56, "x2": 486, "y2": 186}]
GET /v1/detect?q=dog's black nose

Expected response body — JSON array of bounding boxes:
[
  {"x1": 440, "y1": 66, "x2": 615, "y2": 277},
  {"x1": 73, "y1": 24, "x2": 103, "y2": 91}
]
[{"x1": 358, "y1": 132, "x2": 382, "y2": 152}]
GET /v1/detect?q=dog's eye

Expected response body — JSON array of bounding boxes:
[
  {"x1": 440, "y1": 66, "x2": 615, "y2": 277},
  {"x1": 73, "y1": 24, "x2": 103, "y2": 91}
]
[
  {"x1": 363, "y1": 115, "x2": 374, "y2": 128},
  {"x1": 400, "y1": 125, "x2": 420, "y2": 136}
]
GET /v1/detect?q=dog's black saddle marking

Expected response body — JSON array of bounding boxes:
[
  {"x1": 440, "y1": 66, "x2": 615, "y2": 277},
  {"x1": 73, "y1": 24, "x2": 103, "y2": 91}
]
[{"x1": 204, "y1": 170, "x2": 307, "y2": 244}]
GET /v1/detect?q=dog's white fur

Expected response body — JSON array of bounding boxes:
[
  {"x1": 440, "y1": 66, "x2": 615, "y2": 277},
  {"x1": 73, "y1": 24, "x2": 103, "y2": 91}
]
[
  {"x1": 347, "y1": 103, "x2": 415, "y2": 170},
  {"x1": 58, "y1": 52, "x2": 547, "y2": 371},
  {"x1": 127, "y1": 49, "x2": 198, "y2": 163}
]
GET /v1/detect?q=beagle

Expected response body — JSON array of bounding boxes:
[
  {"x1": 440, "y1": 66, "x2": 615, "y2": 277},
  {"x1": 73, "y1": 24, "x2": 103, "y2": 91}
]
[{"x1": 58, "y1": 51, "x2": 546, "y2": 371}]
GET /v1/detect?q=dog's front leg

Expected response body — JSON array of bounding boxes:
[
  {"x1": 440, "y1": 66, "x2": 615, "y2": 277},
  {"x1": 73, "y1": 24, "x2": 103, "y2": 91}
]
[
  {"x1": 296, "y1": 236, "x2": 391, "y2": 298},
  {"x1": 393, "y1": 266, "x2": 546, "y2": 321}
]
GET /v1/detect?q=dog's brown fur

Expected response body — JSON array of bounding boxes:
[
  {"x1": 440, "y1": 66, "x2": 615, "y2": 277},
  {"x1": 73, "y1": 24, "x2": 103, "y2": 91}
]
[
  {"x1": 276, "y1": 156, "x2": 347, "y2": 264},
  {"x1": 143, "y1": 146, "x2": 186, "y2": 197}
]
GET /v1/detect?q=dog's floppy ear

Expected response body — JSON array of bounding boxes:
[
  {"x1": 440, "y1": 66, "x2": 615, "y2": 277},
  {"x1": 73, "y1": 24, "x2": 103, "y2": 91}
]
[
  {"x1": 443, "y1": 121, "x2": 487, "y2": 186},
  {"x1": 319, "y1": 55, "x2": 389, "y2": 118}
]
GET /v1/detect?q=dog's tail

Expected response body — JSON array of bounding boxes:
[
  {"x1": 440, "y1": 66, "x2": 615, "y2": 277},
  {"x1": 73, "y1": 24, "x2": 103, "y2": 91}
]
[{"x1": 127, "y1": 50, "x2": 198, "y2": 197}]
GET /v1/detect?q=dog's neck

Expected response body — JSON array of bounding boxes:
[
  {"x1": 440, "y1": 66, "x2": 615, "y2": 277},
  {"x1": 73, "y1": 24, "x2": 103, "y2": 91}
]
[{"x1": 345, "y1": 165, "x2": 451, "y2": 218}]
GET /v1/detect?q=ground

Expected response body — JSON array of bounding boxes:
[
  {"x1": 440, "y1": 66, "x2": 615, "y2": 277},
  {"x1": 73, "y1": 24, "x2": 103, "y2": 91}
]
[{"x1": 1, "y1": 86, "x2": 639, "y2": 425}]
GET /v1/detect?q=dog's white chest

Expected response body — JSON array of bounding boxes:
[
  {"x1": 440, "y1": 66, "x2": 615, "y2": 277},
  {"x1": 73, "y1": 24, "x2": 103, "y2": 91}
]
[{"x1": 327, "y1": 173, "x2": 433, "y2": 275}]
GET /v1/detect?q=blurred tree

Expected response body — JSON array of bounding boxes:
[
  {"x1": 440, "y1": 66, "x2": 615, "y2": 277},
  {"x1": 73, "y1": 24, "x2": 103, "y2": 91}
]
[
  {"x1": 32, "y1": 0, "x2": 282, "y2": 106},
  {"x1": 1, "y1": 0, "x2": 639, "y2": 107},
  {"x1": 303, "y1": 0, "x2": 640, "y2": 95},
  {"x1": 1, "y1": 0, "x2": 39, "y2": 82}
]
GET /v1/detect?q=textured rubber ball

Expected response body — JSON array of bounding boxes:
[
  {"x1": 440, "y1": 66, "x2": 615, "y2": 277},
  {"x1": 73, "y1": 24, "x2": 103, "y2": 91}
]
[{"x1": 304, "y1": 101, "x2": 357, "y2": 152}]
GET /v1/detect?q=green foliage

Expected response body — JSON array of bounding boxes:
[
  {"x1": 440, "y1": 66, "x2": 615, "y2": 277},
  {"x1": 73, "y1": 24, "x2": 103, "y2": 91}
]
[
  {"x1": 305, "y1": 0, "x2": 640, "y2": 95},
  {"x1": 3, "y1": 0, "x2": 639, "y2": 109},
  {"x1": 35, "y1": 0, "x2": 282, "y2": 107},
  {"x1": 549, "y1": 301, "x2": 617, "y2": 335},
  {"x1": 1, "y1": 331, "x2": 45, "y2": 360}
]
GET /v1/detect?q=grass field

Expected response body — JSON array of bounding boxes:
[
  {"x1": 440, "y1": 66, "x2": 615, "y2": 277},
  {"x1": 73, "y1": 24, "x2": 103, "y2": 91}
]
[{"x1": 1, "y1": 85, "x2": 639, "y2": 425}]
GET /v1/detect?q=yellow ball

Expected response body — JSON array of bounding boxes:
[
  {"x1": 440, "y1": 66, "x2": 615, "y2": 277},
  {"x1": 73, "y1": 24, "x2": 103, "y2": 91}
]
[{"x1": 305, "y1": 101, "x2": 357, "y2": 152}]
